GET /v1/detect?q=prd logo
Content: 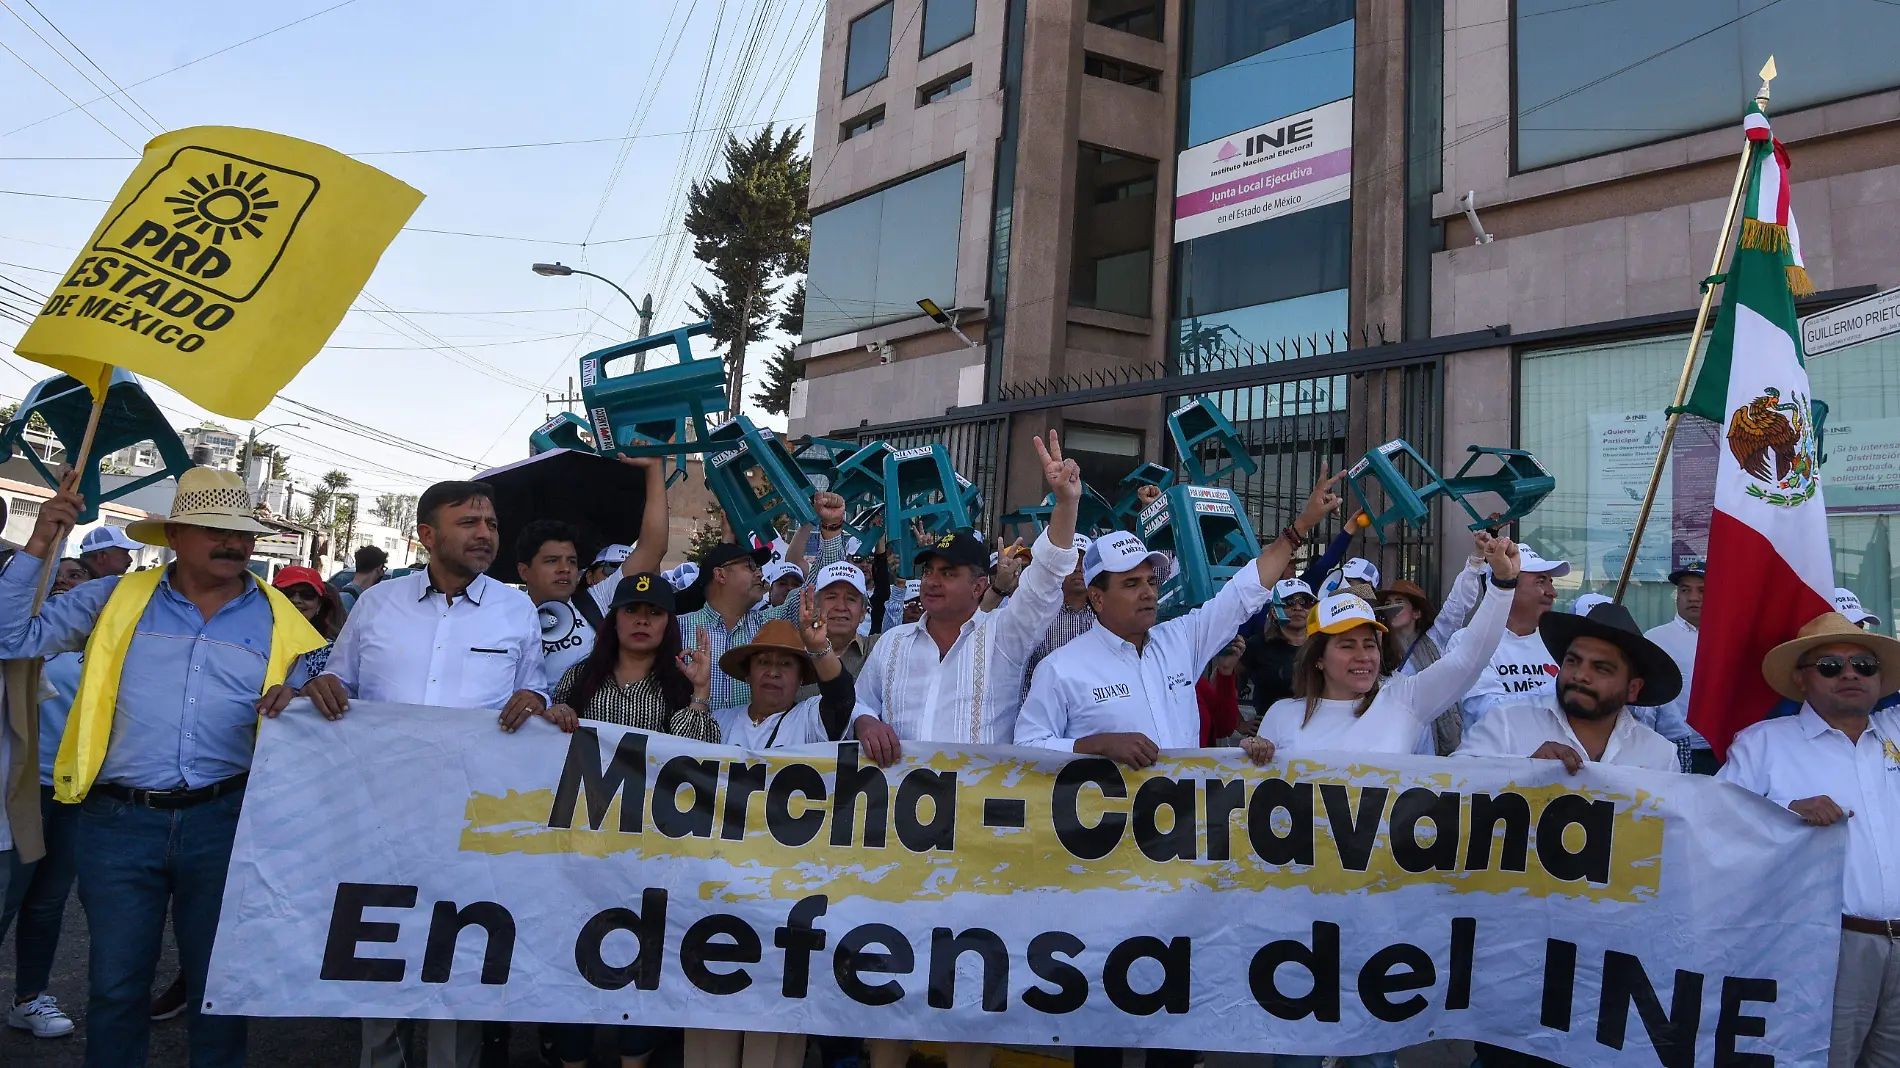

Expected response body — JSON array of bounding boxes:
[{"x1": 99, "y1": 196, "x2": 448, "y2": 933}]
[{"x1": 93, "y1": 146, "x2": 319, "y2": 303}]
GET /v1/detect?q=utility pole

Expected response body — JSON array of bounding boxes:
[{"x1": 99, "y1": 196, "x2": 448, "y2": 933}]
[{"x1": 546, "y1": 376, "x2": 584, "y2": 416}]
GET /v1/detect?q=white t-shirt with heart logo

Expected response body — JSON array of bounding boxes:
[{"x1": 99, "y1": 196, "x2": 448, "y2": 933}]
[{"x1": 1457, "y1": 627, "x2": 1558, "y2": 730}]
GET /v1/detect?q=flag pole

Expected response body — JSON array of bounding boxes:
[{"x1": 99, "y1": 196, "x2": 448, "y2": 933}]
[{"x1": 1611, "y1": 60, "x2": 1776, "y2": 604}]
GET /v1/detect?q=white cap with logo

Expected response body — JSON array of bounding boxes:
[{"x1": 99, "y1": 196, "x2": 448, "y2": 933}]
[
  {"x1": 1835, "y1": 587, "x2": 1881, "y2": 627},
  {"x1": 593, "y1": 543, "x2": 632, "y2": 567},
  {"x1": 814, "y1": 561, "x2": 868, "y2": 598},
  {"x1": 763, "y1": 560, "x2": 805, "y2": 585},
  {"x1": 1082, "y1": 531, "x2": 1171, "y2": 586},
  {"x1": 1516, "y1": 544, "x2": 1572, "y2": 577},
  {"x1": 903, "y1": 579, "x2": 922, "y2": 602},
  {"x1": 1572, "y1": 592, "x2": 1613, "y2": 616},
  {"x1": 1273, "y1": 578, "x2": 1316, "y2": 603}
]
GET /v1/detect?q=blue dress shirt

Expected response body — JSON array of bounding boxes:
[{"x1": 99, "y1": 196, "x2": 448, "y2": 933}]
[{"x1": 0, "y1": 554, "x2": 280, "y2": 790}]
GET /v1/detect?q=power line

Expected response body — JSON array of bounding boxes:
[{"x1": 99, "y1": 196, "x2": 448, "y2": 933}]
[
  {"x1": 0, "y1": 0, "x2": 161, "y2": 138},
  {"x1": 0, "y1": 31, "x2": 138, "y2": 149},
  {"x1": 19, "y1": 0, "x2": 165, "y2": 131}
]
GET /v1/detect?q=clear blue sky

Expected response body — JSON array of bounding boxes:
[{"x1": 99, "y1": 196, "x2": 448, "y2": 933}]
[{"x1": 0, "y1": 0, "x2": 821, "y2": 498}]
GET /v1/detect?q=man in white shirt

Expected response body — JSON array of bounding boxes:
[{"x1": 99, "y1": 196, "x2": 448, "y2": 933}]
[
  {"x1": 1642, "y1": 561, "x2": 1715, "y2": 772},
  {"x1": 849, "y1": 432, "x2": 1082, "y2": 1068},
  {"x1": 1455, "y1": 600, "x2": 1681, "y2": 773},
  {"x1": 292, "y1": 479, "x2": 556, "y2": 1068},
  {"x1": 1719, "y1": 611, "x2": 1900, "y2": 1068},
  {"x1": 1017, "y1": 471, "x2": 1342, "y2": 764},
  {"x1": 1455, "y1": 545, "x2": 1571, "y2": 731},
  {"x1": 516, "y1": 457, "x2": 669, "y2": 681}
]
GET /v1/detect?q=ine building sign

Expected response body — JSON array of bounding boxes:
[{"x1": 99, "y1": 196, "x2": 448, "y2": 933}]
[{"x1": 1801, "y1": 286, "x2": 1900, "y2": 357}]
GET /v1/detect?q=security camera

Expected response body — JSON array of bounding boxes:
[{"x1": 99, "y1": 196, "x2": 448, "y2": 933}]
[{"x1": 875, "y1": 342, "x2": 895, "y2": 365}]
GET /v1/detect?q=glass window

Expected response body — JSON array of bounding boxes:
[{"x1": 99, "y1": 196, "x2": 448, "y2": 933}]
[
  {"x1": 841, "y1": 107, "x2": 885, "y2": 141},
  {"x1": 1084, "y1": 53, "x2": 1162, "y2": 91},
  {"x1": 1071, "y1": 147, "x2": 1157, "y2": 317},
  {"x1": 1516, "y1": 0, "x2": 1900, "y2": 171},
  {"x1": 805, "y1": 160, "x2": 966, "y2": 341},
  {"x1": 1089, "y1": 0, "x2": 1162, "y2": 40},
  {"x1": 1183, "y1": 19, "x2": 1352, "y2": 148},
  {"x1": 1174, "y1": 199, "x2": 1350, "y2": 321},
  {"x1": 844, "y1": 2, "x2": 894, "y2": 96},
  {"x1": 1519, "y1": 330, "x2": 1900, "y2": 635},
  {"x1": 1188, "y1": 0, "x2": 1350, "y2": 78},
  {"x1": 1174, "y1": 288, "x2": 1349, "y2": 370},
  {"x1": 918, "y1": 68, "x2": 973, "y2": 105},
  {"x1": 921, "y1": 0, "x2": 976, "y2": 57}
]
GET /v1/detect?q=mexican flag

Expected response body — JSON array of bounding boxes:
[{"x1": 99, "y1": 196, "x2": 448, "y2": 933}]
[{"x1": 1682, "y1": 101, "x2": 1833, "y2": 758}]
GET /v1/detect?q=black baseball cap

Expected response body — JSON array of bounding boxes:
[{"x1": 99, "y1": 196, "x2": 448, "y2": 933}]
[
  {"x1": 913, "y1": 530, "x2": 989, "y2": 571},
  {"x1": 610, "y1": 571, "x2": 677, "y2": 615},
  {"x1": 698, "y1": 542, "x2": 774, "y2": 570},
  {"x1": 1667, "y1": 559, "x2": 1706, "y2": 585}
]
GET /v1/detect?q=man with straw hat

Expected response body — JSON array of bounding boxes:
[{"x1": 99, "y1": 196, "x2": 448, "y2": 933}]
[
  {"x1": 0, "y1": 468, "x2": 325, "y2": 1067},
  {"x1": 1720, "y1": 611, "x2": 1900, "y2": 1068}
]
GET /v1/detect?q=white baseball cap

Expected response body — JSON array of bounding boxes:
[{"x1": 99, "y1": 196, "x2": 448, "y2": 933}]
[
  {"x1": 662, "y1": 562, "x2": 699, "y2": 590},
  {"x1": 1343, "y1": 557, "x2": 1380, "y2": 588},
  {"x1": 1273, "y1": 578, "x2": 1316, "y2": 603},
  {"x1": 814, "y1": 561, "x2": 868, "y2": 598},
  {"x1": 1516, "y1": 544, "x2": 1572, "y2": 577},
  {"x1": 593, "y1": 543, "x2": 632, "y2": 567},
  {"x1": 1307, "y1": 592, "x2": 1387, "y2": 637},
  {"x1": 1835, "y1": 587, "x2": 1881, "y2": 627},
  {"x1": 1082, "y1": 530, "x2": 1170, "y2": 586},
  {"x1": 1572, "y1": 593, "x2": 1614, "y2": 616},
  {"x1": 763, "y1": 561, "x2": 804, "y2": 585},
  {"x1": 903, "y1": 579, "x2": 922, "y2": 602},
  {"x1": 80, "y1": 526, "x2": 139, "y2": 553}
]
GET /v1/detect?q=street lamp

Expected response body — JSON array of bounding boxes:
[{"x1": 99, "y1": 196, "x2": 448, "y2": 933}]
[
  {"x1": 531, "y1": 262, "x2": 654, "y2": 339},
  {"x1": 241, "y1": 421, "x2": 306, "y2": 482},
  {"x1": 918, "y1": 298, "x2": 979, "y2": 350}
]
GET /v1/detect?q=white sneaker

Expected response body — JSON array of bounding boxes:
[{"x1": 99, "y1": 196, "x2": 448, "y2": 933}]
[{"x1": 6, "y1": 993, "x2": 75, "y2": 1037}]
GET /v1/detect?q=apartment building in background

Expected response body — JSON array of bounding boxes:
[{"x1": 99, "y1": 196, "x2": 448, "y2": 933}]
[{"x1": 791, "y1": 0, "x2": 1900, "y2": 632}]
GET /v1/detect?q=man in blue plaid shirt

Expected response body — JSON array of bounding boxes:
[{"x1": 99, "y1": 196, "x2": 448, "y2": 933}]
[{"x1": 681, "y1": 492, "x2": 849, "y2": 710}]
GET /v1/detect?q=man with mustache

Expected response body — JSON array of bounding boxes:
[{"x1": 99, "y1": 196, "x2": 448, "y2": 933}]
[
  {"x1": 0, "y1": 468, "x2": 326, "y2": 1067},
  {"x1": 1453, "y1": 600, "x2": 1682, "y2": 774},
  {"x1": 288, "y1": 480, "x2": 554, "y2": 1068}
]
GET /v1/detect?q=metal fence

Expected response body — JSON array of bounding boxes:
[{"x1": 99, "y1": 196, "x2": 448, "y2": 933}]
[{"x1": 851, "y1": 416, "x2": 1010, "y2": 535}]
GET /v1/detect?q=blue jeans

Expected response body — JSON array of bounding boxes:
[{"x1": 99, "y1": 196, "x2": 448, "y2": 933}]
[
  {"x1": 75, "y1": 786, "x2": 246, "y2": 1068},
  {"x1": 2, "y1": 783, "x2": 81, "y2": 996},
  {"x1": 1277, "y1": 1055, "x2": 1399, "y2": 1068}
]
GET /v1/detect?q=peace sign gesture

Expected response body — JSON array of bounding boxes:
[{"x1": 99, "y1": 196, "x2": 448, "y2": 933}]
[{"x1": 1034, "y1": 429, "x2": 1081, "y2": 504}]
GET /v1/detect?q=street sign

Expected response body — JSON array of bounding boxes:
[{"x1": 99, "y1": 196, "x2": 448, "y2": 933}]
[{"x1": 1800, "y1": 286, "x2": 1900, "y2": 357}]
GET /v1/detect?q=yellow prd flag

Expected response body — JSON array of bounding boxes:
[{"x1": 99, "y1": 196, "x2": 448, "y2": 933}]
[{"x1": 14, "y1": 126, "x2": 423, "y2": 419}]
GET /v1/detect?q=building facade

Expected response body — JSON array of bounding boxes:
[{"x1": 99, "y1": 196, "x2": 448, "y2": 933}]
[{"x1": 793, "y1": 0, "x2": 1900, "y2": 631}]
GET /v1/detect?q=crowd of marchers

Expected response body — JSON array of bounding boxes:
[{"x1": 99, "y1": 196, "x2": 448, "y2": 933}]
[{"x1": 0, "y1": 431, "x2": 1891, "y2": 1068}]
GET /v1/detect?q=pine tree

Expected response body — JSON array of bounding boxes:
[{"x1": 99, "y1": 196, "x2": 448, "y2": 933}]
[
  {"x1": 752, "y1": 283, "x2": 806, "y2": 416},
  {"x1": 684, "y1": 126, "x2": 811, "y2": 406}
]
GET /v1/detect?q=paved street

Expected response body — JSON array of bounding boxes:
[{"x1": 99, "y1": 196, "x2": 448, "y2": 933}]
[{"x1": 0, "y1": 897, "x2": 1471, "y2": 1068}]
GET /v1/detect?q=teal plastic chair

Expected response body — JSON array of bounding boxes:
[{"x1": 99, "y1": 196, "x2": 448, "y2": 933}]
[
  {"x1": 885, "y1": 444, "x2": 972, "y2": 578},
  {"x1": 830, "y1": 440, "x2": 894, "y2": 547},
  {"x1": 1138, "y1": 484, "x2": 1261, "y2": 616},
  {"x1": 1441, "y1": 446, "x2": 1557, "y2": 533},
  {"x1": 529, "y1": 412, "x2": 595, "y2": 456},
  {"x1": 577, "y1": 321, "x2": 723, "y2": 464},
  {"x1": 792, "y1": 436, "x2": 860, "y2": 491},
  {"x1": 1344, "y1": 439, "x2": 1443, "y2": 542},
  {"x1": 0, "y1": 371, "x2": 196, "y2": 524},
  {"x1": 1112, "y1": 462, "x2": 1175, "y2": 529},
  {"x1": 700, "y1": 415, "x2": 820, "y2": 545},
  {"x1": 1168, "y1": 396, "x2": 1258, "y2": 485}
]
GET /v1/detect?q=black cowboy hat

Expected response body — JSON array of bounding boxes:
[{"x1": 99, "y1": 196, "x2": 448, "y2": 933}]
[{"x1": 1537, "y1": 602, "x2": 1683, "y2": 707}]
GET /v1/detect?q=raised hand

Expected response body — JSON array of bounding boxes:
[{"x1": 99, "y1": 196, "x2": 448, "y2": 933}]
[
  {"x1": 617, "y1": 455, "x2": 661, "y2": 473},
  {"x1": 1034, "y1": 430, "x2": 1082, "y2": 503},
  {"x1": 25, "y1": 469, "x2": 84, "y2": 560},
  {"x1": 798, "y1": 585, "x2": 830, "y2": 653},
  {"x1": 814, "y1": 491, "x2": 847, "y2": 533},
  {"x1": 1481, "y1": 533, "x2": 1521, "y2": 582},
  {"x1": 990, "y1": 538, "x2": 1027, "y2": 595},
  {"x1": 1295, "y1": 464, "x2": 1345, "y2": 534},
  {"x1": 678, "y1": 626, "x2": 713, "y2": 694}
]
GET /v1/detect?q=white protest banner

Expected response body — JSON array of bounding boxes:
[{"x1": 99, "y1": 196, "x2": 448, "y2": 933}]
[
  {"x1": 208, "y1": 703, "x2": 1842, "y2": 1065},
  {"x1": 1174, "y1": 97, "x2": 1352, "y2": 243}
]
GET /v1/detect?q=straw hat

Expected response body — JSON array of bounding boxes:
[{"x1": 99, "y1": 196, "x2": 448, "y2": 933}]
[
  {"x1": 717, "y1": 619, "x2": 818, "y2": 684},
  {"x1": 1762, "y1": 611, "x2": 1900, "y2": 702},
  {"x1": 126, "y1": 468, "x2": 274, "y2": 547}
]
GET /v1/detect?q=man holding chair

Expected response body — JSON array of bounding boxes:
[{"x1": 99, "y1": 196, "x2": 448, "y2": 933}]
[{"x1": 0, "y1": 468, "x2": 325, "y2": 1068}]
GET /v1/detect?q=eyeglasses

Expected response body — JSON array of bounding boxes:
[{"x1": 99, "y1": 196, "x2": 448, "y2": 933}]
[{"x1": 1797, "y1": 655, "x2": 1881, "y2": 679}]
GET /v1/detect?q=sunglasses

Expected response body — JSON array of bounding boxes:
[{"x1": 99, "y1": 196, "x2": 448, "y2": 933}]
[{"x1": 1797, "y1": 654, "x2": 1881, "y2": 679}]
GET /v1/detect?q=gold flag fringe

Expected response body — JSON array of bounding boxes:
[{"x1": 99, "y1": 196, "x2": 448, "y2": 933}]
[
  {"x1": 1739, "y1": 217, "x2": 1789, "y2": 252},
  {"x1": 1787, "y1": 265, "x2": 1815, "y2": 297}
]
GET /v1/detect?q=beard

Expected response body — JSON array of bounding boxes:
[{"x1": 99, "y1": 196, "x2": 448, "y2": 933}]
[{"x1": 1558, "y1": 683, "x2": 1625, "y2": 722}]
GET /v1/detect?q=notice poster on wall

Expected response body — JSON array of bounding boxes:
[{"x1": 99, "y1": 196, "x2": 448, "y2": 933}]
[
  {"x1": 1586, "y1": 411, "x2": 1672, "y2": 582},
  {"x1": 1174, "y1": 97, "x2": 1352, "y2": 244},
  {"x1": 1819, "y1": 415, "x2": 1900, "y2": 514},
  {"x1": 1669, "y1": 417, "x2": 1719, "y2": 569}
]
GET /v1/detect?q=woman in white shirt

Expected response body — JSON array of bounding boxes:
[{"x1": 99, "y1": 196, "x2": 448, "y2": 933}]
[
  {"x1": 1237, "y1": 537, "x2": 1516, "y2": 1068},
  {"x1": 1245, "y1": 535, "x2": 1518, "y2": 765}
]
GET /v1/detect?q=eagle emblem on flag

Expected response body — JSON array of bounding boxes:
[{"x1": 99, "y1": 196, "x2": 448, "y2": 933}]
[{"x1": 1727, "y1": 386, "x2": 1819, "y2": 507}]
